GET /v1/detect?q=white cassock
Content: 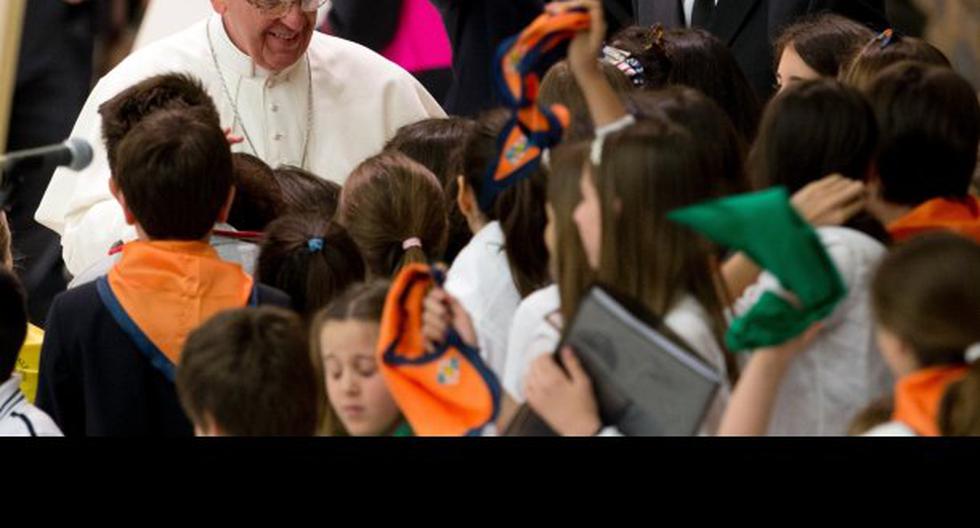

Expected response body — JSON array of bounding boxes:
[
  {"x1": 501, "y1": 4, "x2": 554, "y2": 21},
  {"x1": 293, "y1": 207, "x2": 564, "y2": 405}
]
[{"x1": 36, "y1": 14, "x2": 446, "y2": 277}]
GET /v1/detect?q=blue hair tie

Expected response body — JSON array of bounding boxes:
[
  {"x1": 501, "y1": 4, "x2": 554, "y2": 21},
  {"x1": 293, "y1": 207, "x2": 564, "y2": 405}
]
[{"x1": 307, "y1": 237, "x2": 324, "y2": 253}]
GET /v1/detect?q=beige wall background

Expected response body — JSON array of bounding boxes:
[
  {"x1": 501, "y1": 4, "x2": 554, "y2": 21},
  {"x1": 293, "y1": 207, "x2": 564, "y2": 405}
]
[
  {"x1": 0, "y1": 0, "x2": 27, "y2": 151},
  {"x1": 915, "y1": 0, "x2": 980, "y2": 90}
]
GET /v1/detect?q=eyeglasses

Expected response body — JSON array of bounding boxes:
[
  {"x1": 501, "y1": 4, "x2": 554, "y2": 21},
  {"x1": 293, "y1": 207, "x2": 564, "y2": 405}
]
[{"x1": 246, "y1": 0, "x2": 328, "y2": 18}]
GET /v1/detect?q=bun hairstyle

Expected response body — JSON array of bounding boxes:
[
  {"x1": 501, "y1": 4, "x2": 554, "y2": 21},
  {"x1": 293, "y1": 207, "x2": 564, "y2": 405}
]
[{"x1": 339, "y1": 151, "x2": 448, "y2": 278}]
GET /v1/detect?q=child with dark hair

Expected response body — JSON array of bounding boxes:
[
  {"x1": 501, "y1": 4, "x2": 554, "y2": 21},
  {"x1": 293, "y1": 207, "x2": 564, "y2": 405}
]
[
  {"x1": 0, "y1": 269, "x2": 61, "y2": 436},
  {"x1": 257, "y1": 212, "x2": 366, "y2": 320},
  {"x1": 737, "y1": 79, "x2": 893, "y2": 435},
  {"x1": 69, "y1": 74, "x2": 261, "y2": 287},
  {"x1": 384, "y1": 117, "x2": 479, "y2": 264},
  {"x1": 228, "y1": 153, "x2": 282, "y2": 232},
  {"x1": 442, "y1": 111, "x2": 552, "y2": 379},
  {"x1": 609, "y1": 25, "x2": 762, "y2": 142},
  {"x1": 273, "y1": 165, "x2": 342, "y2": 217},
  {"x1": 864, "y1": 62, "x2": 980, "y2": 243},
  {"x1": 339, "y1": 151, "x2": 448, "y2": 278},
  {"x1": 773, "y1": 13, "x2": 876, "y2": 92},
  {"x1": 177, "y1": 307, "x2": 318, "y2": 436},
  {"x1": 37, "y1": 108, "x2": 290, "y2": 436}
]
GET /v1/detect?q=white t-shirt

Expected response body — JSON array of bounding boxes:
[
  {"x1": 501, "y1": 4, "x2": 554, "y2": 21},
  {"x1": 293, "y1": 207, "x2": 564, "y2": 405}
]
[
  {"x1": 445, "y1": 221, "x2": 522, "y2": 378},
  {"x1": 36, "y1": 14, "x2": 445, "y2": 276},
  {"x1": 0, "y1": 376, "x2": 62, "y2": 437}
]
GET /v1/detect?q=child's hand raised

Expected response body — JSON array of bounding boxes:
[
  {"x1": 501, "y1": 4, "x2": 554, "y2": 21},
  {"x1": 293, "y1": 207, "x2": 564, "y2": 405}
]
[
  {"x1": 421, "y1": 285, "x2": 478, "y2": 353},
  {"x1": 791, "y1": 174, "x2": 866, "y2": 227},
  {"x1": 551, "y1": 0, "x2": 606, "y2": 80},
  {"x1": 525, "y1": 346, "x2": 602, "y2": 436}
]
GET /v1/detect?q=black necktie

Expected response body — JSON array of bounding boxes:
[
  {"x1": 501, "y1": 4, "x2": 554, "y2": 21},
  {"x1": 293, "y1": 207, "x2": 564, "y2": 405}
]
[{"x1": 691, "y1": 0, "x2": 715, "y2": 28}]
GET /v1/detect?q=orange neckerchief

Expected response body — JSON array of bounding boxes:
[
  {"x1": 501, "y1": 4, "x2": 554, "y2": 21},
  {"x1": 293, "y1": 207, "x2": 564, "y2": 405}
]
[
  {"x1": 377, "y1": 263, "x2": 501, "y2": 436},
  {"x1": 892, "y1": 365, "x2": 969, "y2": 436},
  {"x1": 107, "y1": 240, "x2": 254, "y2": 365},
  {"x1": 888, "y1": 196, "x2": 980, "y2": 243},
  {"x1": 481, "y1": 5, "x2": 587, "y2": 211}
]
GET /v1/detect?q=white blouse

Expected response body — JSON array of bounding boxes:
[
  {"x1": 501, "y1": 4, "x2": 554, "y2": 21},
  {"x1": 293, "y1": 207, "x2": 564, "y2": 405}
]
[
  {"x1": 445, "y1": 221, "x2": 522, "y2": 379},
  {"x1": 734, "y1": 226, "x2": 893, "y2": 435}
]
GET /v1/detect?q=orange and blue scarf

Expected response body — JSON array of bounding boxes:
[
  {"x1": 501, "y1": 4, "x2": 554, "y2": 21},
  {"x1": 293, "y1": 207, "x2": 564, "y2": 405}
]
[
  {"x1": 377, "y1": 263, "x2": 501, "y2": 436},
  {"x1": 480, "y1": 5, "x2": 589, "y2": 211},
  {"x1": 96, "y1": 240, "x2": 256, "y2": 382}
]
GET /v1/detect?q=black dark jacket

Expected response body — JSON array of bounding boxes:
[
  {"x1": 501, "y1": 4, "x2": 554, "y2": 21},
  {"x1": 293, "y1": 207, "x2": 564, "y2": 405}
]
[
  {"x1": 35, "y1": 282, "x2": 290, "y2": 437},
  {"x1": 633, "y1": 0, "x2": 888, "y2": 98}
]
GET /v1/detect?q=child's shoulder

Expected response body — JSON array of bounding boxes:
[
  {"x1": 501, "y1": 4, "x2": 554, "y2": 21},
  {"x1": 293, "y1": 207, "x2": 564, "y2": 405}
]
[{"x1": 49, "y1": 281, "x2": 103, "y2": 319}]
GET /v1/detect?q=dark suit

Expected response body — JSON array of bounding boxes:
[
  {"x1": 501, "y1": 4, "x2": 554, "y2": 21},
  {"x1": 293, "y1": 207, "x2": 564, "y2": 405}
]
[
  {"x1": 633, "y1": 0, "x2": 889, "y2": 98},
  {"x1": 6, "y1": 1, "x2": 98, "y2": 327}
]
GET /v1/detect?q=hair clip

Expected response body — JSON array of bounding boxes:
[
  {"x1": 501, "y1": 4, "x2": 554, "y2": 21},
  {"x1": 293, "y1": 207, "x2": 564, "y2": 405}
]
[
  {"x1": 602, "y1": 45, "x2": 648, "y2": 87},
  {"x1": 872, "y1": 28, "x2": 899, "y2": 49},
  {"x1": 402, "y1": 237, "x2": 423, "y2": 251},
  {"x1": 307, "y1": 237, "x2": 324, "y2": 253}
]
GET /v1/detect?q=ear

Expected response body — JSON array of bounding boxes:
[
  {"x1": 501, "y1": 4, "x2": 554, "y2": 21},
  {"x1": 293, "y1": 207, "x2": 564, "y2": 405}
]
[
  {"x1": 456, "y1": 175, "x2": 474, "y2": 217},
  {"x1": 109, "y1": 177, "x2": 138, "y2": 227},
  {"x1": 210, "y1": 0, "x2": 229, "y2": 15},
  {"x1": 216, "y1": 186, "x2": 237, "y2": 225}
]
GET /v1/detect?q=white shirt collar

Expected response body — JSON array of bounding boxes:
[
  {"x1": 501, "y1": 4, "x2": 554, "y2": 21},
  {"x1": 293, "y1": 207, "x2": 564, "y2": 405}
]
[{"x1": 208, "y1": 14, "x2": 305, "y2": 80}]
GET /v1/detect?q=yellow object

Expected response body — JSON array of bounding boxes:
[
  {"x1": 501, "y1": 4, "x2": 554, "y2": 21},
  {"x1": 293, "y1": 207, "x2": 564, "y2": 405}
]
[{"x1": 15, "y1": 324, "x2": 43, "y2": 404}]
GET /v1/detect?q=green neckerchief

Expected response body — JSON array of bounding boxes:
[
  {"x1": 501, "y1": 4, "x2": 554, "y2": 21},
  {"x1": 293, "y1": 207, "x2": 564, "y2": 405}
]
[
  {"x1": 668, "y1": 187, "x2": 847, "y2": 352},
  {"x1": 392, "y1": 421, "x2": 414, "y2": 437}
]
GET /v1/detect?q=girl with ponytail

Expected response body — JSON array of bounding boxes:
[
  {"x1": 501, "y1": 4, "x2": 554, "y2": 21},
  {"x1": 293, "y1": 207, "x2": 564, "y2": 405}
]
[{"x1": 338, "y1": 152, "x2": 449, "y2": 279}]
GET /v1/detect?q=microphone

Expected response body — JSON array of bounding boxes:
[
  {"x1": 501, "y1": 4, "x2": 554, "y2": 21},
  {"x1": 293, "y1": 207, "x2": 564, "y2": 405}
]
[{"x1": 1, "y1": 138, "x2": 94, "y2": 174}]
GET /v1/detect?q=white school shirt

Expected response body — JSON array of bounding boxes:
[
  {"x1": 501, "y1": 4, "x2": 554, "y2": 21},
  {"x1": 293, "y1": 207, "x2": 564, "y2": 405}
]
[
  {"x1": 0, "y1": 376, "x2": 62, "y2": 437},
  {"x1": 502, "y1": 284, "x2": 562, "y2": 401},
  {"x1": 504, "y1": 288, "x2": 733, "y2": 436},
  {"x1": 863, "y1": 422, "x2": 916, "y2": 437},
  {"x1": 36, "y1": 14, "x2": 445, "y2": 277},
  {"x1": 683, "y1": 0, "x2": 720, "y2": 27},
  {"x1": 444, "y1": 221, "x2": 522, "y2": 379},
  {"x1": 734, "y1": 226, "x2": 893, "y2": 436}
]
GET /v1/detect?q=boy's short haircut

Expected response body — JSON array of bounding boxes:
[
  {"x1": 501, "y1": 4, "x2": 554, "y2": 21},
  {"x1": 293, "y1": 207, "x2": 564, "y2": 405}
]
[
  {"x1": 113, "y1": 107, "x2": 233, "y2": 240},
  {"x1": 0, "y1": 268, "x2": 28, "y2": 379},
  {"x1": 868, "y1": 61, "x2": 980, "y2": 206},
  {"x1": 229, "y1": 153, "x2": 284, "y2": 232},
  {"x1": 177, "y1": 307, "x2": 318, "y2": 436},
  {"x1": 99, "y1": 73, "x2": 219, "y2": 170}
]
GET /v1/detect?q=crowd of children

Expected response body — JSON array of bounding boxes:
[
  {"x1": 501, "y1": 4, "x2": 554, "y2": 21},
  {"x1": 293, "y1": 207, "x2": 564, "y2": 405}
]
[{"x1": 2, "y1": 1, "x2": 979, "y2": 437}]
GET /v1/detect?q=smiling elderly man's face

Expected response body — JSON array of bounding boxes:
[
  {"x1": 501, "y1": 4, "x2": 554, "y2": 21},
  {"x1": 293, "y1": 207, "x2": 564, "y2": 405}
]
[{"x1": 211, "y1": 0, "x2": 317, "y2": 72}]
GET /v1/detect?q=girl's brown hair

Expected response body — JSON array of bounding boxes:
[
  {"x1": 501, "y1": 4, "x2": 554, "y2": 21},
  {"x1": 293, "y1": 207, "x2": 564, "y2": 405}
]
[
  {"x1": 459, "y1": 111, "x2": 550, "y2": 298},
  {"x1": 870, "y1": 233, "x2": 980, "y2": 435},
  {"x1": 339, "y1": 151, "x2": 448, "y2": 279},
  {"x1": 539, "y1": 60, "x2": 633, "y2": 143},
  {"x1": 591, "y1": 117, "x2": 737, "y2": 384},
  {"x1": 256, "y1": 212, "x2": 366, "y2": 321},
  {"x1": 308, "y1": 280, "x2": 392, "y2": 436},
  {"x1": 546, "y1": 141, "x2": 594, "y2": 324},
  {"x1": 774, "y1": 13, "x2": 876, "y2": 79},
  {"x1": 841, "y1": 31, "x2": 950, "y2": 92}
]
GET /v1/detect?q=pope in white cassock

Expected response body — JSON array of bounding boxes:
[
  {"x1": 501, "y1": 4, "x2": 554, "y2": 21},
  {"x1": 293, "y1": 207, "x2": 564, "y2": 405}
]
[{"x1": 35, "y1": 0, "x2": 446, "y2": 277}]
